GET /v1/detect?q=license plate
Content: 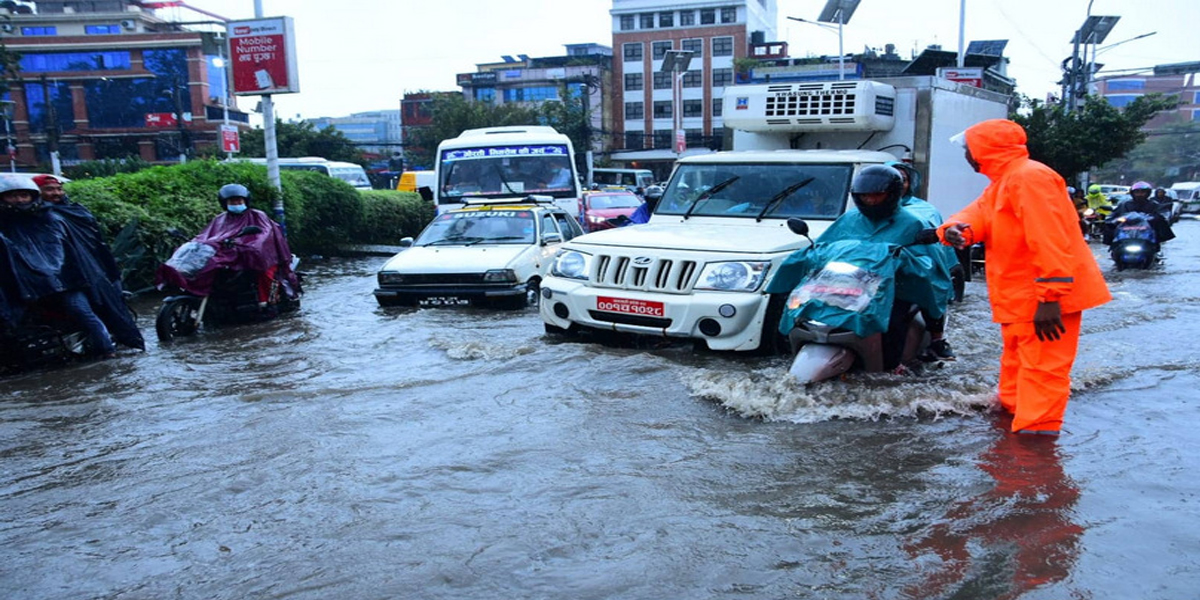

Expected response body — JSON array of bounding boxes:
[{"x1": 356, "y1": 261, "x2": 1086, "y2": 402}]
[
  {"x1": 596, "y1": 296, "x2": 665, "y2": 317},
  {"x1": 420, "y1": 296, "x2": 470, "y2": 306}
]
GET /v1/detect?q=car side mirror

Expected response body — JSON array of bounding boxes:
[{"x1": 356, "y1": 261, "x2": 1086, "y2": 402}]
[
  {"x1": 398, "y1": 236, "x2": 414, "y2": 248},
  {"x1": 542, "y1": 232, "x2": 564, "y2": 246},
  {"x1": 417, "y1": 186, "x2": 433, "y2": 202}
]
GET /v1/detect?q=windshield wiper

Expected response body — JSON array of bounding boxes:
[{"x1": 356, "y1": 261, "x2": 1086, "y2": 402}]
[
  {"x1": 494, "y1": 165, "x2": 519, "y2": 195},
  {"x1": 756, "y1": 177, "x2": 815, "y2": 222},
  {"x1": 423, "y1": 237, "x2": 484, "y2": 246},
  {"x1": 683, "y1": 176, "x2": 740, "y2": 219}
]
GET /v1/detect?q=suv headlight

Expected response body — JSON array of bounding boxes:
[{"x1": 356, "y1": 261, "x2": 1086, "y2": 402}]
[
  {"x1": 550, "y1": 249, "x2": 592, "y2": 280},
  {"x1": 378, "y1": 271, "x2": 405, "y2": 285},
  {"x1": 483, "y1": 269, "x2": 518, "y2": 283},
  {"x1": 695, "y1": 261, "x2": 769, "y2": 292}
]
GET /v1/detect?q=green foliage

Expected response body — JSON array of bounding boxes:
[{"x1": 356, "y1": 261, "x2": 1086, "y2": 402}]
[
  {"x1": 404, "y1": 94, "x2": 542, "y2": 168},
  {"x1": 63, "y1": 157, "x2": 155, "y2": 179},
  {"x1": 1092, "y1": 120, "x2": 1200, "y2": 185},
  {"x1": 1012, "y1": 93, "x2": 1178, "y2": 184},
  {"x1": 355, "y1": 190, "x2": 436, "y2": 244},
  {"x1": 278, "y1": 170, "x2": 364, "y2": 252},
  {"x1": 238, "y1": 120, "x2": 366, "y2": 165}
]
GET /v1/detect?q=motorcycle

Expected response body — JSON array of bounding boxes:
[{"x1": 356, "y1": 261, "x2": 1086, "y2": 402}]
[
  {"x1": 0, "y1": 295, "x2": 142, "y2": 373},
  {"x1": 1082, "y1": 204, "x2": 1113, "y2": 243},
  {"x1": 155, "y1": 226, "x2": 302, "y2": 342},
  {"x1": 1108, "y1": 211, "x2": 1160, "y2": 271},
  {"x1": 771, "y1": 219, "x2": 942, "y2": 384}
]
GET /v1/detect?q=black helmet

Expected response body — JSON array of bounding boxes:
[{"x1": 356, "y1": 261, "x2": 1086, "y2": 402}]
[
  {"x1": 0, "y1": 175, "x2": 44, "y2": 215},
  {"x1": 850, "y1": 165, "x2": 904, "y2": 221},
  {"x1": 218, "y1": 183, "x2": 250, "y2": 208}
]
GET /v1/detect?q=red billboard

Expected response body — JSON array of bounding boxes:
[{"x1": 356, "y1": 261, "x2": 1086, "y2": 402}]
[
  {"x1": 145, "y1": 112, "x2": 178, "y2": 127},
  {"x1": 227, "y1": 17, "x2": 300, "y2": 95},
  {"x1": 220, "y1": 125, "x2": 241, "y2": 153}
]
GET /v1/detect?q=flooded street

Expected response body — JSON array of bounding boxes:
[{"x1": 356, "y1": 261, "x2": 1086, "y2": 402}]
[{"x1": 3, "y1": 220, "x2": 1199, "y2": 600}]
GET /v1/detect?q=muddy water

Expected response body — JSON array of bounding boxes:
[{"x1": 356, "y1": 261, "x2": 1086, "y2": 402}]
[{"x1": 2, "y1": 220, "x2": 1198, "y2": 599}]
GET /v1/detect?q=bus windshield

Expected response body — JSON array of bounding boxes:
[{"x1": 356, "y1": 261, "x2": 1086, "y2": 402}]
[{"x1": 440, "y1": 144, "x2": 576, "y2": 201}]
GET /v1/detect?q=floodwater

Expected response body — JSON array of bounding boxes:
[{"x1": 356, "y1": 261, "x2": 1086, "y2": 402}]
[{"x1": 2, "y1": 220, "x2": 1198, "y2": 600}]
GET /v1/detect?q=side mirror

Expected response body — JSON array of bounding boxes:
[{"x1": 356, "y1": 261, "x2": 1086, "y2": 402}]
[
  {"x1": 786, "y1": 217, "x2": 810, "y2": 237},
  {"x1": 542, "y1": 232, "x2": 564, "y2": 246},
  {"x1": 417, "y1": 186, "x2": 433, "y2": 202},
  {"x1": 398, "y1": 236, "x2": 414, "y2": 248},
  {"x1": 913, "y1": 228, "x2": 940, "y2": 245},
  {"x1": 239, "y1": 225, "x2": 263, "y2": 236}
]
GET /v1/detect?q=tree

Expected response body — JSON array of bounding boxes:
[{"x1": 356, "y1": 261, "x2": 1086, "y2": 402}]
[
  {"x1": 1092, "y1": 120, "x2": 1200, "y2": 185},
  {"x1": 1011, "y1": 93, "x2": 1178, "y2": 185},
  {"x1": 239, "y1": 120, "x2": 365, "y2": 164}
]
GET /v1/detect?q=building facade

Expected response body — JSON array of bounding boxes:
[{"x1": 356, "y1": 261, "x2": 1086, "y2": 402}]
[
  {"x1": 1095, "y1": 72, "x2": 1200, "y2": 128},
  {"x1": 0, "y1": 1, "x2": 249, "y2": 169},
  {"x1": 308, "y1": 110, "x2": 401, "y2": 157},
  {"x1": 610, "y1": 0, "x2": 777, "y2": 160}
]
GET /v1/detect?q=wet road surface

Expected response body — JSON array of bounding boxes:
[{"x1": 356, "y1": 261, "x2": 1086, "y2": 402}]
[{"x1": 2, "y1": 220, "x2": 1198, "y2": 599}]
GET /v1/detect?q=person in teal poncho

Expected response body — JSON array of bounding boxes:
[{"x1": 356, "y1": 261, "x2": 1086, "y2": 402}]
[{"x1": 887, "y1": 161, "x2": 958, "y2": 360}]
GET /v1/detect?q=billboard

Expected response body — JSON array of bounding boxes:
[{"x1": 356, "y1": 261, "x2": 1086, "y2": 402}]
[
  {"x1": 220, "y1": 124, "x2": 241, "y2": 153},
  {"x1": 227, "y1": 17, "x2": 300, "y2": 95},
  {"x1": 938, "y1": 67, "x2": 984, "y2": 88}
]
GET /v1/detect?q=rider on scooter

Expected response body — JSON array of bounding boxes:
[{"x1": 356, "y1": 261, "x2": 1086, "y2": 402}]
[{"x1": 1105, "y1": 181, "x2": 1175, "y2": 246}]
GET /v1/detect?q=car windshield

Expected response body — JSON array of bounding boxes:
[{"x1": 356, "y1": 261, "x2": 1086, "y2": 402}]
[
  {"x1": 657, "y1": 163, "x2": 853, "y2": 219},
  {"x1": 439, "y1": 145, "x2": 576, "y2": 200},
  {"x1": 587, "y1": 193, "x2": 642, "y2": 210},
  {"x1": 415, "y1": 210, "x2": 537, "y2": 246}
]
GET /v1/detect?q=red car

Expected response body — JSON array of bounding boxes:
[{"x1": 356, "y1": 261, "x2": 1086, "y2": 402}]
[{"x1": 583, "y1": 191, "x2": 643, "y2": 231}]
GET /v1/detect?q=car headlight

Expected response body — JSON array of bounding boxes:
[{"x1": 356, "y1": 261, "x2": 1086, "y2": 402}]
[
  {"x1": 695, "y1": 261, "x2": 769, "y2": 292},
  {"x1": 550, "y1": 249, "x2": 592, "y2": 280},
  {"x1": 378, "y1": 271, "x2": 405, "y2": 285},
  {"x1": 483, "y1": 269, "x2": 517, "y2": 283}
]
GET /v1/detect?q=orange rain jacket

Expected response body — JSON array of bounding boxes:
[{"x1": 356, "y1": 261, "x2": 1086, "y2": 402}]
[{"x1": 940, "y1": 119, "x2": 1111, "y2": 323}]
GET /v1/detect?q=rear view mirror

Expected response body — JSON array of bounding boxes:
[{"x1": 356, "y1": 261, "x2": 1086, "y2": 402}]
[
  {"x1": 542, "y1": 232, "x2": 564, "y2": 246},
  {"x1": 417, "y1": 186, "x2": 433, "y2": 202},
  {"x1": 399, "y1": 236, "x2": 414, "y2": 248},
  {"x1": 786, "y1": 218, "x2": 810, "y2": 237}
]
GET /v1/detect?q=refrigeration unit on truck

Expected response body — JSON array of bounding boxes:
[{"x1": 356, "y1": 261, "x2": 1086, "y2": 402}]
[
  {"x1": 435, "y1": 126, "x2": 582, "y2": 219},
  {"x1": 539, "y1": 76, "x2": 1009, "y2": 352}
]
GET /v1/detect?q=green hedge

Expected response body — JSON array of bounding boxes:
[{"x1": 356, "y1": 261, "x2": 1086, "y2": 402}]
[{"x1": 63, "y1": 160, "x2": 435, "y2": 292}]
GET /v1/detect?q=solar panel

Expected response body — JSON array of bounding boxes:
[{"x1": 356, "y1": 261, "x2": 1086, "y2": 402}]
[{"x1": 966, "y1": 40, "x2": 1008, "y2": 57}]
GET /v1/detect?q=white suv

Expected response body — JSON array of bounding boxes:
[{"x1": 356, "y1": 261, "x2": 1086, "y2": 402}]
[{"x1": 374, "y1": 198, "x2": 584, "y2": 309}]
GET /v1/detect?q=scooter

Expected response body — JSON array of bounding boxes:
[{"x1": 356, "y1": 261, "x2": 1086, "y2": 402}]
[
  {"x1": 155, "y1": 226, "x2": 302, "y2": 342},
  {"x1": 1108, "y1": 211, "x2": 1160, "y2": 271},
  {"x1": 774, "y1": 219, "x2": 942, "y2": 384},
  {"x1": 1082, "y1": 204, "x2": 1112, "y2": 243},
  {"x1": 0, "y1": 303, "x2": 92, "y2": 374}
]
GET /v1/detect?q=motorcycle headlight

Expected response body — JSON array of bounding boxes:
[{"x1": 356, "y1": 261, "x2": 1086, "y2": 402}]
[
  {"x1": 483, "y1": 269, "x2": 517, "y2": 283},
  {"x1": 550, "y1": 250, "x2": 592, "y2": 280},
  {"x1": 695, "y1": 261, "x2": 769, "y2": 292}
]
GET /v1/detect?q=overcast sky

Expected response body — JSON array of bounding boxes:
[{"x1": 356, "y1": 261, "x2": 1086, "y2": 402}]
[{"x1": 175, "y1": 0, "x2": 1197, "y2": 120}]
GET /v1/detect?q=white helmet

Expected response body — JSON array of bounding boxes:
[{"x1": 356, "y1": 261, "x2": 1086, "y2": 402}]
[{"x1": 0, "y1": 175, "x2": 43, "y2": 214}]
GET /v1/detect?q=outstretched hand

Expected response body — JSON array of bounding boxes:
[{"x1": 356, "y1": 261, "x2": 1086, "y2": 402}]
[
  {"x1": 1033, "y1": 301, "x2": 1065, "y2": 342},
  {"x1": 943, "y1": 223, "x2": 973, "y2": 249}
]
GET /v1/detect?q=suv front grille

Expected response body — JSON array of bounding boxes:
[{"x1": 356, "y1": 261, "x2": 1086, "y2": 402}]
[{"x1": 591, "y1": 254, "x2": 697, "y2": 293}]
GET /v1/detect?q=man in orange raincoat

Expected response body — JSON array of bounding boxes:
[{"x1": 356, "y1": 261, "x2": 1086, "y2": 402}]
[{"x1": 940, "y1": 119, "x2": 1111, "y2": 435}]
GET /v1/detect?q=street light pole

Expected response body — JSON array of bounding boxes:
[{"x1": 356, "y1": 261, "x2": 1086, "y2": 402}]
[{"x1": 661, "y1": 50, "x2": 693, "y2": 159}]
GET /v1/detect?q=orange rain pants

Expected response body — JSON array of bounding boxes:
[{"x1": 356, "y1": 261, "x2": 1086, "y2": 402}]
[{"x1": 999, "y1": 312, "x2": 1082, "y2": 433}]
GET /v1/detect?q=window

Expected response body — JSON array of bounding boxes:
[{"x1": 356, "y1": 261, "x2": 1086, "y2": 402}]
[
  {"x1": 683, "y1": 99, "x2": 703, "y2": 117},
  {"x1": 625, "y1": 131, "x2": 646, "y2": 149},
  {"x1": 20, "y1": 51, "x2": 132, "y2": 72},
  {"x1": 652, "y1": 41, "x2": 672, "y2": 61},
  {"x1": 686, "y1": 129, "x2": 704, "y2": 145},
  {"x1": 713, "y1": 97, "x2": 723, "y2": 117},
  {"x1": 640, "y1": 13, "x2": 655, "y2": 28},
  {"x1": 713, "y1": 68, "x2": 733, "y2": 88},
  {"x1": 721, "y1": 7, "x2": 737, "y2": 23},
  {"x1": 21, "y1": 26, "x2": 57, "y2": 36},
  {"x1": 624, "y1": 102, "x2": 644, "y2": 120},
  {"x1": 653, "y1": 101, "x2": 673, "y2": 119},
  {"x1": 83, "y1": 48, "x2": 190, "y2": 129},
  {"x1": 504, "y1": 86, "x2": 560, "y2": 102},
  {"x1": 623, "y1": 42, "x2": 643, "y2": 62},
  {"x1": 85, "y1": 24, "x2": 121, "y2": 34},
  {"x1": 700, "y1": 9, "x2": 716, "y2": 24},
  {"x1": 659, "y1": 12, "x2": 674, "y2": 27},
  {"x1": 680, "y1": 10, "x2": 695, "y2": 26},
  {"x1": 682, "y1": 38, "x2": 702, "y2": 57},
  {"x1": 24, "y1": 80, "x2": 74, "y2": 134},
  {"x1": 475, "y1": 87, "x2": 495, "y2": 102},
  {"x1": 712, "y1": 36, "x2": 734, "y2": 57},
  {"x1": 554, "y1": 213, "x2": 582, "y2": 240},
  {"x1": 653, "y1": 71, "x2": 672, "y2": 90},
  {"x1": 682, "y1": 70, "x2": 702, "y2": 88},
  {"x1": 654, "y1": 129, "x2": 672, "y2": 148},
  {"x1": 624, "y1": 73, "x2": 643, "y2": 91},
  {"x1": 619, "y1": 15, "x2": 634, "y2": 30}
]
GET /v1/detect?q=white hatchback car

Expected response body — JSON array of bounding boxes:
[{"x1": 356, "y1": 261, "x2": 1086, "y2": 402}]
[{"x1": 373, "y1": 198, "x2": 584, "y2": 309}]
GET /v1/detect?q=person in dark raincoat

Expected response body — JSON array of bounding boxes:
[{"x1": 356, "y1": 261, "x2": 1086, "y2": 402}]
[
  {"x1": 0, "y1": 175, "x2": 143, "y2": 357},
  {"x1": 1105, "y1": 181, "x2": 1175, "y2": 246}
]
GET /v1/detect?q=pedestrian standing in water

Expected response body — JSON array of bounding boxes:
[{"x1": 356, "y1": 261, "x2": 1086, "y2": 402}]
[{"x1": 940, "y1": 119, "x2": 1111, "y2": 436}]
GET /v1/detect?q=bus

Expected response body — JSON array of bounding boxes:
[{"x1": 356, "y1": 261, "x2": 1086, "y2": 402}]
[
  {"x1": 240, "y1": 157, "x2": 372, "y2": 190},
  {"x1": 435, "y1": 126, "x2": 581, "y2": 218}
]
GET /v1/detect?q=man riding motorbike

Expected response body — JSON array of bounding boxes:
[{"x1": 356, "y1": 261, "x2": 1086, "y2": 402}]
[{"x1": 1104, "y1": 181, "x2": 1175, "y2": 246}]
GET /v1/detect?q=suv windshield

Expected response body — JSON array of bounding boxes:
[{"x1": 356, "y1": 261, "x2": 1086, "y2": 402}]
[
  {"x1": 657, "y1": 163, "x2": 853, "y2": 220},
  {"x1": 415, "y1": 210, "x2": 537, "y2": 246}
]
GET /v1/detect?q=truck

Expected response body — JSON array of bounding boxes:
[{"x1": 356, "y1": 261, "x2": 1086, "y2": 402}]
[
  {"x1": 434, "y1": 126, "x2": 582, "y2": 220},
  {"x1": 538, "y1": 76, "x2": 1009, "y2": 352},
  {"x1": 1169, "y1": 181, "x2": 1200, "y2": 213}
]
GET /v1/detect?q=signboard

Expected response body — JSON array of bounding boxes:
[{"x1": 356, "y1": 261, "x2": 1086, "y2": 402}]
[
  {"x1": 938, "y1": 67, "x2": 984, "y2": 88},
  {"x1": 674, "y1": 129, "x2": 686, "y2": 154},
  {"x1": 144, "y1": 112, "x2": 177, "y2": 127},
  {"x1": 220, "y1": 124, "x2": 240, "y2": 153},
  {"x1": 752, "y1": 62, "x2": 862, "y2": 82},
  {"x1": 227, "y1": 17, "x2": 300, "y2": 95}
]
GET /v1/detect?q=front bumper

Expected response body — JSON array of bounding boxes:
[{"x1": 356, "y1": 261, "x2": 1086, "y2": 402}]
[
  {"x1": 538, "y1": 277, "x2": 771, "y2": 351},
  {"x1": 373, "y1": 283, "x2": 525, "y2": 302}
]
